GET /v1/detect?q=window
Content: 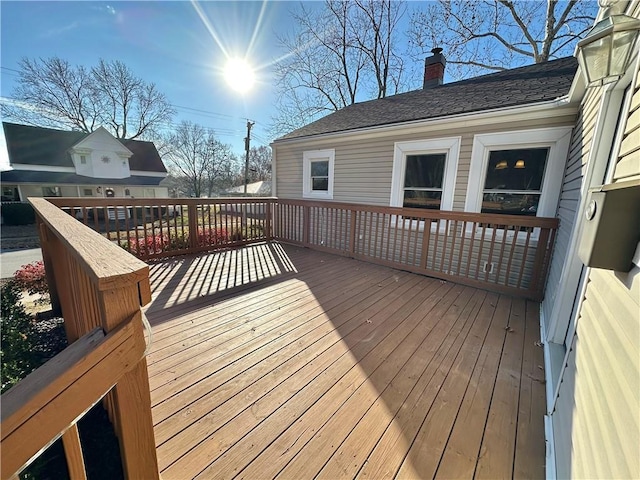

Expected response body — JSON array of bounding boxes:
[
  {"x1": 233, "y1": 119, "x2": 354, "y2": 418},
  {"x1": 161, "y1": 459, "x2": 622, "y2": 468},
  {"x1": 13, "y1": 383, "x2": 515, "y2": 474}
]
[
  {"x1": 465, "y1": 127, "x2": 572, "y2": 218},
  {"x1": 80, "y1": 155, "x2": 87, "y2": 164},
  {"x1": 83, "y1": 188, "x2": 93, "y2": 196},
  {"x1": 2, "y1": 186, "x2": 18, "y2": 201},
  {"x1": 42, "y1": 186, "x2": 61, "y2": 197},
  {"x1": 481, "y1": 147, "x2": 549, "y2": 216},
  {"x1": 390, "y1": 138, "x2": 460, "y2": 211},
  {"x1": 303, "y1": 149, "x2": 334, "y2": 199}
]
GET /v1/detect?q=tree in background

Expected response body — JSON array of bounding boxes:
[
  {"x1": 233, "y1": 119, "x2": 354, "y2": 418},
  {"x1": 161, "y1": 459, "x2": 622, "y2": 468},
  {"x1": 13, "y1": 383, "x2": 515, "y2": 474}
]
[
  {"x1": 248, "y1": 146, "x2": 272, "y2": 183},
  {"x1": 164, "y1": 121, "x2": 238, "y2": 198},
  {"x1": 3, "y1": 56, "x2": 174, "y2": 140},
  {"x1": 272, "y1": 0, "x2": 408, "y2": 136},
  {"x1": 409, "y1": 0, "x2": 597, "y2": 79}
]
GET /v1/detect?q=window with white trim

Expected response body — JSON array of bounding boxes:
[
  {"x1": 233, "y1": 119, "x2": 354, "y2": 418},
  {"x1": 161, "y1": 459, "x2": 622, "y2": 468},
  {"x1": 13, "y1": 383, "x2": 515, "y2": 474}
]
[
  {"x1": 390, "y1": 137, "x2": 460, "y2": 211},
  {"x1": 465, "y1": 127, "x2": 572, "y2": 218},
  {"x1": 481, "y1": 147, "x2": 549, "y2": 216},
  {"x1": 303, "y1": 149, "x2": 334, "y2": 199}
]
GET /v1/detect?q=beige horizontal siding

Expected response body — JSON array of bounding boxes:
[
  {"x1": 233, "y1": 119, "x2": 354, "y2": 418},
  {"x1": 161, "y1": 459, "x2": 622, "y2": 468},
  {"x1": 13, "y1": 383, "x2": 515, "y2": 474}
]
[
  {"x1": 542, "y1": 88, "x2": 602, "y2": 321},
  {"x1": 554, "y1": 266, "x2": 640, "y2": 479},
  {"x1": 614, "y1": 64, "x2": 640, "y2": 183},
  {"x1": 275, "y1": 114, "x2": 576, "y2": 209}
]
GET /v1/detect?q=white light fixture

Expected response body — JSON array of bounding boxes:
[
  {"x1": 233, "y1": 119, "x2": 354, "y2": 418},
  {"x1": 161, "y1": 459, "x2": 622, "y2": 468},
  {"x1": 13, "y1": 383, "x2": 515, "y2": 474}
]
[{"x1": 575, "y1": 14, "x2": 640, "y2": 87}]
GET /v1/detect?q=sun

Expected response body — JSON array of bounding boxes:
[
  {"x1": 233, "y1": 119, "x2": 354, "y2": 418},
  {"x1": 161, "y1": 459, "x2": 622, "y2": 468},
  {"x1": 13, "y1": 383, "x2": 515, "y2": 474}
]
[{"x1": 224, "y1": 58, "x2": 255, "y2": 93}]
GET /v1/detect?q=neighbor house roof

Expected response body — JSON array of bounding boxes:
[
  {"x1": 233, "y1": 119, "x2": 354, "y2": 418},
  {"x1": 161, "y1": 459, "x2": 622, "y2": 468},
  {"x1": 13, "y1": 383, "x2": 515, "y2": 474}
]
[
  {"x1": 277, "y1": 56, "x2": 578, "y2": 141},
  {"x1": 2, "y1": 122, "x2": 167, "y2": 172},
  {"x1": 0, "y1": 170, "x2": 163, "y2": 186},
  {"x1": 225, "y1": 180, "x2": 272, "y2": 196}
]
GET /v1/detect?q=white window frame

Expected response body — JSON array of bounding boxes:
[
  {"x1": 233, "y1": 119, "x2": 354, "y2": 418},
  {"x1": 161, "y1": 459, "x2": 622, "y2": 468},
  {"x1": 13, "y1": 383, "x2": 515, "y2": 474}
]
[
  {"x1": 390, "y1": 137, "x2": 460, "y2": 212},
  {"x1": 465, "y1": 127, "x2": 572, "y2": 218},
  {"x1": 303, "y1": 149, "x2": 335, "y2": 199}
]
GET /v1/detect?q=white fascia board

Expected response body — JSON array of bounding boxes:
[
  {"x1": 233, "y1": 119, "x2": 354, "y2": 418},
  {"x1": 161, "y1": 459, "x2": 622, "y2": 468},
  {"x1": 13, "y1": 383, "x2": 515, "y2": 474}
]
[
  {"x1": 130, "y1": 170, "x2": 167, "y2": 178},
  {"x1": 10, "y1": 164, "x2": 76, "y2": 173},
  {"x1": 272, "y1": 99, "x2": 578, "y2": 147}
]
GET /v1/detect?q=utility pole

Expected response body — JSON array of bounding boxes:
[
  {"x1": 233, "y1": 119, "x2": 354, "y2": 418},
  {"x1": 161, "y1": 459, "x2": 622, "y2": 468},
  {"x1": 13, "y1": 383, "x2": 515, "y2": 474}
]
[{"x1": 244, "y1": 120, "x2": 255, "y2": 195}]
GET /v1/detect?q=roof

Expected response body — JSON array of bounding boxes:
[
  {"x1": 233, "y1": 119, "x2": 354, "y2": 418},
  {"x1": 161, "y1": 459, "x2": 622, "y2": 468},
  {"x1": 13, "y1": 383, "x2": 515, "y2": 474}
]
[
  {"x1": 2, "y1": 122, "x2": 167, "y2": 172},
  {"x1": 225, "y1": 180, "x2": 272, "y2": 195},
  {"x1": 0, "y1": 170, "x2": 164, "y2": 186},
  {"x1": 277, "y1": 57, "x2": 578, "y2": 141}
]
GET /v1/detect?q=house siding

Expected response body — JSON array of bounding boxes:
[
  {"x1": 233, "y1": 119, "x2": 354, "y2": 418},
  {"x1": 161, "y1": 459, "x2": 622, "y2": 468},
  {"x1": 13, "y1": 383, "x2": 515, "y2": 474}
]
[
  {"x1": 551, "y1": 2, "x2": 640, "y2": 475},
  {"x1": 542, "y1": 88, "x2": 603, "y2": 323},
  {"x1": 274, "y1": 114, "x2": 576, "y2": 210}
]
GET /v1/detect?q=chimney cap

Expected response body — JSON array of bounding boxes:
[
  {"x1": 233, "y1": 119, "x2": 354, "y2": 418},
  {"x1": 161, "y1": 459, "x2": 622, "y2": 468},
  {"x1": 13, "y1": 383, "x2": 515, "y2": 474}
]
[{"x1": 431, "y1": 47, "x2": 443, "y2": 55}]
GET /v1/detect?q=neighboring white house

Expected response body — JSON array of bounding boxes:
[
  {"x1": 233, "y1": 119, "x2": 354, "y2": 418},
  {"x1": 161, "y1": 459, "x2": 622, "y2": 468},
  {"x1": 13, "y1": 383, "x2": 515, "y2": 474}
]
[
  {"x1": 272, "y1": 1, "x2": 640, "y2": 476},
  {"x1": 224, "y1": 180, "x2": 272, "y2": 196},
  {"x1": 0, "y1": 123, "x2": 168, "y2": 200}
]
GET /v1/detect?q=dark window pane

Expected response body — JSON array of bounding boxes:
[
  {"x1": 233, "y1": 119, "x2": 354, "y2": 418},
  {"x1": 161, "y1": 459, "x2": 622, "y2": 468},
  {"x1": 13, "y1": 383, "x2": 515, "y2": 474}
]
[
  {"x1": 312, "y1": 177, "x2": 328, "y2": 191},
  {"x1": 404, "y1": 154, "x2": 445, "y2": 188},
  {"x1": 311, "y1": 161, "x2": 329, "y2": 177},
  {"x1": 484, "y1": 148, "x2": 548, "y2": 191},
  {"x1": 403, "y1": 190, "x2": 442, "y2": 209},
  {"x1": 481, "y1": 193, "x2": 540, "y2": 216}
]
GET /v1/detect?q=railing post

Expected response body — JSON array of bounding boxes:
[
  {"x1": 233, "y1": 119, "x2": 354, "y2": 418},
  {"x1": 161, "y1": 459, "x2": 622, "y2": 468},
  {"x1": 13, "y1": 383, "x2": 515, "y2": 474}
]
[
  {"x1": 349, "y1": 209, "x2": 357, "y2": 255},
  {"x1": 303, "y1": 205, "x2": 310, "y2": 246},
  {"x1": 36, "y1": 217, "x2": 61, "y2": 316},
  {"x1": 266, "y1": 199, "x2": 273, "y2": 241},
  {"x1": 99, "y1": 283, "x2": 159, "y2": 480},
  {"x1": 528, "y1": 227, "x2": 551, "y2": 300},
  {"x1": 188, "y1": 203, "x2": 198, "y2": 249}
]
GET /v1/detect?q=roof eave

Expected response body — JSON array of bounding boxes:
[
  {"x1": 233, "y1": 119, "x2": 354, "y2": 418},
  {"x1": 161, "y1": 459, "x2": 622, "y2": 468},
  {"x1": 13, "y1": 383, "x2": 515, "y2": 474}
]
[{"x1": 272, "y1": 96, "x2": 578, "y2": 146}]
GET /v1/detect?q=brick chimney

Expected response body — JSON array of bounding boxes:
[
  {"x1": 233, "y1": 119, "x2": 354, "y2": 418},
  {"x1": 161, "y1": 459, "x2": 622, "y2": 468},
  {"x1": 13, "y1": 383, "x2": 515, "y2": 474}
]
[{"x1": 423, "y1": 47, "x2": 446, "y2": 89}]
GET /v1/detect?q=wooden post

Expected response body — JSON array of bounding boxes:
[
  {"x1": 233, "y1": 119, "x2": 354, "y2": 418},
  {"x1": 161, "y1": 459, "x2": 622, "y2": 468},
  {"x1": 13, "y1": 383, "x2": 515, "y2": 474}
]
[
  {"x1": 188, "y1": 203, "x2": 198, "y2": 249},
  {"x1": 98, "y1": 285, "x2": 159, "y2": 480},
  {"x1": 266, "y1": 199, "x2": 273, "y2": 241},
  {"x1": 303, "y1": 205, "x2": 310, "y2": 247},
  {"x1": 349, "y1": 209, "x2": 357, "y2": 256},
  {"x1": 529, "y1": 227, "x2": 552, "y2": 300},
  {"x1": 62, "y1": 424, "x2": 87, "y2": 480},
  {"x1": 36, "y1": 218, "x2": 61, "y2": 316}
]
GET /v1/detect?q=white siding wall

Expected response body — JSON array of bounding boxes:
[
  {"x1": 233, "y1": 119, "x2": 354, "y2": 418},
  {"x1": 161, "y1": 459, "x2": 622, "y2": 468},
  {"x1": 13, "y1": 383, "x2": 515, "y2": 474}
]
[{"x1": 274, "y1": 114, "x2": 576, "y2": 211}]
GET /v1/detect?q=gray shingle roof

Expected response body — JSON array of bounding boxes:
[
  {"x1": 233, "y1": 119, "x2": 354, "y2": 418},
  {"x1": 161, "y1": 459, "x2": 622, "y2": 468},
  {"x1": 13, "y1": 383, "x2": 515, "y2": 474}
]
[
  {"x1": 0, "y1": 170, "x2": 163, "y2": 185},
  {"x1": 2, "y1": 122, "x2": 167, "y2": 172},
  {"x1": 277, "y1": 57, "x2": 578, "y2": 141}
]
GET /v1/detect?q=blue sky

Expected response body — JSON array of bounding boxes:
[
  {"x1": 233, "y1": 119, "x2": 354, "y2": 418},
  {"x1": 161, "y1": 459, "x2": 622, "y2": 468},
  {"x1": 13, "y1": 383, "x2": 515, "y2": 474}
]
[{"x1": 1, "y1": 1, "x2": 315, "y2": 164}]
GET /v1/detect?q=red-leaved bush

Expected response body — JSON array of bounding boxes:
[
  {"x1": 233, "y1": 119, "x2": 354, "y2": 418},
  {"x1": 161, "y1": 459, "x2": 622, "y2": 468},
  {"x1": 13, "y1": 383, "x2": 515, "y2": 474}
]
[
  {"x1": 198, "y1": 227, "x2": 229, "y2": 246},
  {"x1": 127, "y1": 234, "x2": 168, "y2": 256},
  {"x1": 13, "y1": 261, "x2": 49, "y2": 296}
]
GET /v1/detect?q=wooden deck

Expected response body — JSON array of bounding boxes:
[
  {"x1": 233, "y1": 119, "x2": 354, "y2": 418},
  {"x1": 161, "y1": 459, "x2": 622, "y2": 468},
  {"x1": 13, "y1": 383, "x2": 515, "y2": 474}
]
[{"x1": 145, "y1": 242, "x2": 546, "y2": 480}]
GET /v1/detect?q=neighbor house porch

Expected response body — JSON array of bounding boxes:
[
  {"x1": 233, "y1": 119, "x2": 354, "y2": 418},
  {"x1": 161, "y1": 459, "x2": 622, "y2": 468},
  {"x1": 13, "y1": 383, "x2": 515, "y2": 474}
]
[{"x1": 145, "y1": 242, "x2": 546, "y2": 479}]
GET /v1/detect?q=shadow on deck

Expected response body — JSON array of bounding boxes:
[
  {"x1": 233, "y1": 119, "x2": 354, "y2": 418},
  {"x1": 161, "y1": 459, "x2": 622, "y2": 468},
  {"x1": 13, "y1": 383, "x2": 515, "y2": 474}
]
[{"x1": 144, "y1": 242, "x2": 546, "y2": 479}]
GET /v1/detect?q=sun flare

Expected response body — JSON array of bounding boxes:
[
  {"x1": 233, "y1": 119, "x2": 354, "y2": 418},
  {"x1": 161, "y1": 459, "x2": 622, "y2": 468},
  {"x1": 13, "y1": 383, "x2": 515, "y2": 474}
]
[{"x1": 224, "y1": 58, "x2": 255, "y2": 93}]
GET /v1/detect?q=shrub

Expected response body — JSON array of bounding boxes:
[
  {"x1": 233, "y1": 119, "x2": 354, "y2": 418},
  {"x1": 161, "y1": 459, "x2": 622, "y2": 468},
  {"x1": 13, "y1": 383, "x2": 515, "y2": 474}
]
[
  {"x1": 127, "y1": 234, "x2": 168, "y2": 256},
  {"x1": 1, "y1": 281, "x2": 38, "y2": 393},
  {"x1": 1, "y1": 202, "x2": 35, "y2": 225},
  {"x1": 198, "y1": 227, "x2": 229, "y2": 246},
  {"x1": 13, "y1": 261, "x2": 49, "y2": 297}
]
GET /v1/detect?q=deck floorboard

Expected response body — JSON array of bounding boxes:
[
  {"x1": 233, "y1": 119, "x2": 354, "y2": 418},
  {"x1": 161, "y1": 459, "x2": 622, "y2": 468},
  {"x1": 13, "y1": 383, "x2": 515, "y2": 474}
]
[{"x1": 146, "y1": 242, "x2": 546, "y2": 479}]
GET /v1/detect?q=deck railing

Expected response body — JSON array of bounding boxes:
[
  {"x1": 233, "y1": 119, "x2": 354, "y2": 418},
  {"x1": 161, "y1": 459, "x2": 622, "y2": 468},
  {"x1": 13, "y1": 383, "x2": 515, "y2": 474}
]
[
  {"x1": 1, "y1": 198, "x2": 159, "y2": 479},
  {"x1": 45, "y1": 197, "x2": 557, "y2": 300},
  {"x1": 47, "y1": 197, "x2": 275, "y2": 261},
  {"x1": 273, "y1": 199, "x2": 558, "y2": 301}
]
